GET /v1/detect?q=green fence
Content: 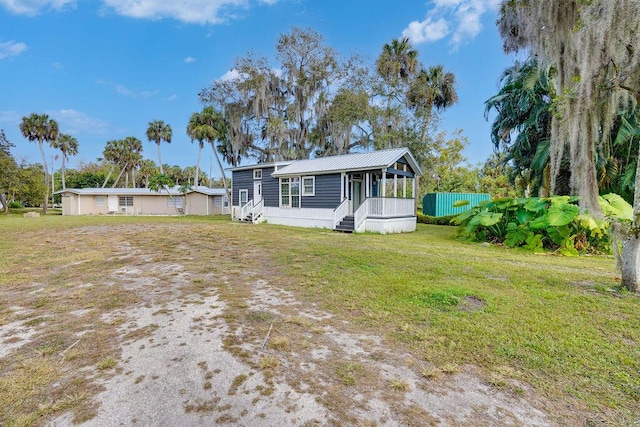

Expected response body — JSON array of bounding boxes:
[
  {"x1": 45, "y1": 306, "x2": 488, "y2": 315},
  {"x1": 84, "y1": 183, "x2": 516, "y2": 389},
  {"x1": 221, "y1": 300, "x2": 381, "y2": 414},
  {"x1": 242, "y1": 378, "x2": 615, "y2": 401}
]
[{"x1": 422, "y1": 192, "x2": 491, "y2": 217}]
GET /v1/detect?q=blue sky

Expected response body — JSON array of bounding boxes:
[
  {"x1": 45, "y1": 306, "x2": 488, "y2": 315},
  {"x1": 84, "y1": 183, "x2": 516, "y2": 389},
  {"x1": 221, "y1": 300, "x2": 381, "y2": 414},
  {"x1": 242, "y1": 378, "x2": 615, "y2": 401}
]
[{"x1": 0, "y1": 0, "x2": 519, "y2": 178}]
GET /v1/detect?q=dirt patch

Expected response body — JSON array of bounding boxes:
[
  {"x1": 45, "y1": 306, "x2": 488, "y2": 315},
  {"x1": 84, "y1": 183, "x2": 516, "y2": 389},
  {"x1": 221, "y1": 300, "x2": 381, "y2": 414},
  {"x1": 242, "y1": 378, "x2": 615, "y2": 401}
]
[
  {"x1": 458, "y1": 295, "x2": 486, "y2": 312},
  {"x1": 0, "y1": 222, "x2": 560, "y2": 425}
]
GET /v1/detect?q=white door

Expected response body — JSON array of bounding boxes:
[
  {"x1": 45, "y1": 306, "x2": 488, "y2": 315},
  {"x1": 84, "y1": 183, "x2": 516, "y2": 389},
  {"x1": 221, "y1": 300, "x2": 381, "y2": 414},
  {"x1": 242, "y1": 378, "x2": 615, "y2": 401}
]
[
  {"x1": 107, "y1": 195, "x2": 118, "y2": 212},
  {"x1": 254, "y1": 181, "x2": 262, "y2": 203}
]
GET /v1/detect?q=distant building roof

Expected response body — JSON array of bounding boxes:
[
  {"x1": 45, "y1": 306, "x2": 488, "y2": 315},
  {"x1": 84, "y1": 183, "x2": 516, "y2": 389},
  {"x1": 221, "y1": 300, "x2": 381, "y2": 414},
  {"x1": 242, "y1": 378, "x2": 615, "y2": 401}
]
[
  {"x1": 271, "y1": 148, "x2": 423, "y2": 177},
  {"x1": 56, "y1": 186, "x2": 226, "y2": 196}
]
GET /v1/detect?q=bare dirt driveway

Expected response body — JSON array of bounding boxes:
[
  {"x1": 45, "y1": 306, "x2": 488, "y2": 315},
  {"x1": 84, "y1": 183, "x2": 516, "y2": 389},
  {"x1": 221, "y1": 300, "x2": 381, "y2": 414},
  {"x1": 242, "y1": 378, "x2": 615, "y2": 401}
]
[{"x1": 2, "y1": 219, "x2": 562, "y2": 426}]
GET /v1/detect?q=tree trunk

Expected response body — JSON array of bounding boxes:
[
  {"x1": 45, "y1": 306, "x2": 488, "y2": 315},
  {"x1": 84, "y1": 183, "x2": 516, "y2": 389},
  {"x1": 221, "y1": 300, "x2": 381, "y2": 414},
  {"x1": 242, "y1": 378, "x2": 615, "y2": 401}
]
[
  {"x1": 195, "y1": 143, "x2": 202, "y2": 187},
  {"x1": 211, "y1": 142, "x2": 230, "y2": 204},
  {"x1": 61, "y1": 154, "x2": 67, "y2": 189},
  {"x1": 620, "y1": 145, "x2": 640, "y2": 291},
  {"x1": 38, "y1": 139, "x2": 48, "y2": 215},
  {"x1": 102, "y1": 165, "x2": 115, "y2": 188},
  {"x1": 112, "y1": 163, "x2": 128, "y2": 188},
  {"x1": 419, "y1": 104, "x2": 433, "y2": 145},
  {"x1": 157, "y1": 142, "x2": 164, "y2": 174},
  {"x1": 621, "y1": 233, "x2": 640, "y2": 292},
  {"x1": 0, "y1": 193, "x2": 8, "y2": 214}
]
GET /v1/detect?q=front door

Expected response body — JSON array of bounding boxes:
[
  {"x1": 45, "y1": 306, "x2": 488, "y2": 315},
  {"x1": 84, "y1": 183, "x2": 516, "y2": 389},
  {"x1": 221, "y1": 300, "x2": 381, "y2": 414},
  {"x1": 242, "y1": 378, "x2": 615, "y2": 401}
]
[
  {"x1": 254, "y1": 181, "x2": 262, "y2": 203},
  {"x1": 353, "y1": 181, "x2": 362, "y2": 212},
  {"x1": 107, "y1": 195, "x2": 118, "y2": 212}
]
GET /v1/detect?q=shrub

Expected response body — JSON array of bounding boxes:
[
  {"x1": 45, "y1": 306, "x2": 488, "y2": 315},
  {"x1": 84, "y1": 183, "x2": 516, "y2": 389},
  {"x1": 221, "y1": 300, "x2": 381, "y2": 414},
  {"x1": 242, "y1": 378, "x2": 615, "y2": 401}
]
[
  {"x1": 452, "y1": 194, "x2": 632, "y2": 255},
  {"x1": 417, "y1": 213, "x2": 456, "y2": 226},
  {"x1": 8, "y1": 201, "x2": 24, "y2": 208}
]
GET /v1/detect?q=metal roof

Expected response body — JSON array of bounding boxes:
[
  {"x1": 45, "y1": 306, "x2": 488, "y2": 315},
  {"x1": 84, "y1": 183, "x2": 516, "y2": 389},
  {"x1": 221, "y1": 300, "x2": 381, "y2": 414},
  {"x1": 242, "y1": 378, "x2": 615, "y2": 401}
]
[
  {"x1": 228, "y1": 161, "x2": 293, "y2": 172},
  {"x1": 56, "y1": 187, "x2": 226, "y2": 196},
  {"x1": 271, "y1": 148, "x2": 423, "y2": 177}
]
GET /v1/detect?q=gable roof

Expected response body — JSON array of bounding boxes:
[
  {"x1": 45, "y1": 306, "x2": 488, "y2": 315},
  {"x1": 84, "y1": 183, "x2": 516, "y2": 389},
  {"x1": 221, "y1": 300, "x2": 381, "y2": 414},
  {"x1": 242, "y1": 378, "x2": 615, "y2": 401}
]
[
  {"x1": 56, "y1": 187, "x2": 226, "y2": 197},
  {"x1": 271, "y1": 147, "x2": 423, "y2": 177}
]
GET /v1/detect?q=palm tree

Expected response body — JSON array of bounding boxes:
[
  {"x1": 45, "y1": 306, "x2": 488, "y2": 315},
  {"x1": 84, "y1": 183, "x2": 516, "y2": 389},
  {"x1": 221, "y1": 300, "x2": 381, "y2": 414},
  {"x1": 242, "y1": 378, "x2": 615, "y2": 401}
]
[
  {"x1": 187, "y1": 111, "x2": 206, "y2": 187},
  {"x1": 375, "y1": 37, "x2": 419, "y2": 146},
  {"x1": 146, "y1": 120, "x2": 172, "y2": 174},
  {"x1": 102, "y1": 139, "x2": 122, "y2": 188},
  {"x1": 137, "y1": 159, "x2": 158, "y2": 188},
  {"x1": 120, "y1": 136, "x2": 143, "y2": 188},
  {"x1": 50, "y1": 133, "x2": 78, "y2": 189},
  {"x1": 484, "y1": 58, "x2": 563, "y2": 196},
  {"x1": 376, "y1": 37, "x2": 418, "y2": 87},
  {"x1": 19, "y1": 113, "x2": 59, "y2": 213},
  {"x1": 199, "y1": 107, "x2": 230, "y2": 200},
  {"x1": 111, "y1": 137, "x2": 143, "y2": 188},
  {"x1": 408, "y1": 65, "x2": 459, "y2": 144}
]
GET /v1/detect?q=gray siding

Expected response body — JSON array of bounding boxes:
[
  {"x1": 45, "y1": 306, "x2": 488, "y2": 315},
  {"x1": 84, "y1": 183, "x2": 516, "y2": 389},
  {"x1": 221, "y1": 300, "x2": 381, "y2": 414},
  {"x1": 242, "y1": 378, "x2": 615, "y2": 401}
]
[
  {"x1": 232, "y1": 169, "x2": 253, "y2": 205},
  {"x1": 302, "y1": 173, "x2": 341, "y2": 209},
  {"x1": 232, "y1": 166, "x2": 279, "y2": 206},
  {"x1": 262, "y1": 167, "x2": 279, "y2": 207}
]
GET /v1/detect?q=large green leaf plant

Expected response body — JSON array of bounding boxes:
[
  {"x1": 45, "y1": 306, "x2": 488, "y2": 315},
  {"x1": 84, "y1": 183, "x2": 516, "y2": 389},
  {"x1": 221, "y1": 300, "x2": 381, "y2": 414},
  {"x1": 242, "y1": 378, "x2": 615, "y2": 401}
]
[{"x1": 453, "y1": 194, "x2": 632, "y2": 255}]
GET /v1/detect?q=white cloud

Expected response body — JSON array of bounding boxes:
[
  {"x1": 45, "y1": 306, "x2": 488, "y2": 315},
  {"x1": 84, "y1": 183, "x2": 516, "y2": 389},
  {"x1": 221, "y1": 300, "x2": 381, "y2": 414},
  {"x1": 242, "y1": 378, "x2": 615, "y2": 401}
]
[
  {"x1": 402, "y1": 0, "x2": 500, "y2": 49},
  {"x1": 100, "y1": 0, "x2": 245, "y2": 25},
  {"x1": 167, "y1": 94, "x2": 178, "y2": 102},
  {"x1": 401, "y1": 18, "x2": 449, "y2": 44},
  {"x1": 0, "y1": 109, "x2": 107, "y2": 135},
  {"x1": 184, "y1": 56, "x2": 196, "y2": 63},
  {"x1": 0, "y1": 40, "x2": 28, "y2": 59},
  {"x1": 97, "y1": 79, "x2": 159, "y2": 98},
  {"x1": 0, "y1": 0, "x2": 76, "y2": 15},
  {"x1": 49, "y1": 109, "x2": 109, "y2": 135},
  {"x1": 219, "y1": 68, "x2": 245, "y2": 82}
]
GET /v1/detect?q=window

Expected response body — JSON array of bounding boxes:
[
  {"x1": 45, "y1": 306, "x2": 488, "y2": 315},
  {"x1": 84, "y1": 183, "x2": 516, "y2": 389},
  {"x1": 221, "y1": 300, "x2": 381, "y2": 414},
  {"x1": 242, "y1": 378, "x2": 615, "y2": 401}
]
[
  {"x1": 280, "y1": 177, "x2": 300, "y2": 208},
  {"x1": 167, "y1": 197, "x2": 183, "y2": 208},
  {"x1": 239, "y1": 190, "x2": 248, "y2": 205},
  {"x1": 253, "y1": 169, "x2": 262, "y2": 180},
  {"x1": 223, "y1": 196, "x2": 229, "y2": 207},
  {"x1": 119, "y1": 196, "x2": 133, "y2": 207},
  {"x1": 302, "y1": 176, "x2": 315, "y2": 196},
  {"x1": 96, "y1": 197, "x2": 104, "y2": 207}
]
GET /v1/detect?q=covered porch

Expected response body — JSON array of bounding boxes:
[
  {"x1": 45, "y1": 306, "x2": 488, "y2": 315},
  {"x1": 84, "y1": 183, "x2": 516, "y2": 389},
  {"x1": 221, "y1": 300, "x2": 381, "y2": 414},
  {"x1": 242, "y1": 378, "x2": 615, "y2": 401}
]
[{"x1": 334, "y1": 164, "x2": 419, "y2": 233}]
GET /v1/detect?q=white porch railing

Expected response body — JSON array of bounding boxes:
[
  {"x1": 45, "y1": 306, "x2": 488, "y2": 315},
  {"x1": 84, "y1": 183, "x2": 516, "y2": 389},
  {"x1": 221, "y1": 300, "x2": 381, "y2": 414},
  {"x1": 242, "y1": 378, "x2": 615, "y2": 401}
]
[
  {"x1": 240, "y1": 199, "x2": 253, "y2": 220},
  {"x1": 253, "y1": 198, "x2": 264, "y2": 223},
  {"x1": 354, "y1": 197, "x2": 415, "y2": 232},
  {"x1": 354, "y1": 199, "x2": 369, "y2": 232},
  {"x1": 333, "y1": 198, "x2": 349, "y2": 227},
  {"x1": 367, "y1": 197, "x2": 415, "y2": 217}
]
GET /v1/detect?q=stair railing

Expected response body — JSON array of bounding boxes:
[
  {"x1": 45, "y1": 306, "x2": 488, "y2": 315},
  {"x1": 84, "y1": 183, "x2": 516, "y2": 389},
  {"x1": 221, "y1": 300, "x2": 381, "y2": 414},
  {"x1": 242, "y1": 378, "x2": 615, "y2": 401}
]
[
  {"x1": 240, "y1": 199, "x2": 253, "y2": 221},
  {"x1": 252, "y1": 198, "x2": 264, "y2": 223},
  {"x1": 353, "y1": 198, "x2": 370, "y2": 232},
  {"x1": 333, "y1": 198, "x2": 349, "y2": 228}
]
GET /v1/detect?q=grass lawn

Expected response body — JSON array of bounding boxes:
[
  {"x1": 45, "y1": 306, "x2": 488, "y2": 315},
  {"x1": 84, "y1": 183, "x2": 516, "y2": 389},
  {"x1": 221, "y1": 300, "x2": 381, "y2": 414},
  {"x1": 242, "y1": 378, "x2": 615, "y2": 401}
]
[{"x1": 0, "y1": 214, "x2": 638, "y2": 424}]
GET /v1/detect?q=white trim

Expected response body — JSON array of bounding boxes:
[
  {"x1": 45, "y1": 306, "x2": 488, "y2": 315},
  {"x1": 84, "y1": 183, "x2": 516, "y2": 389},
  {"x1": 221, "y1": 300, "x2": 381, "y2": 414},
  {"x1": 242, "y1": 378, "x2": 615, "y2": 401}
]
[
  {"x1": 264, "y1": 206, "x2": 334, "y2": 229},
  {"x1": 302, "y1": 176, "x2": 315, "y2": 196},
  {"x1": 239, "y1": 189, "x2": 248, "y2": 205},
  {"x1": 253, "y1": 169, "x2": 262, "y2": 180},
  {"x1": 365, "y1": 217, "x2": 416, "y2": 234},
  {"x1": 279, "y1": 177, "x2": 301, "y2": 208}
]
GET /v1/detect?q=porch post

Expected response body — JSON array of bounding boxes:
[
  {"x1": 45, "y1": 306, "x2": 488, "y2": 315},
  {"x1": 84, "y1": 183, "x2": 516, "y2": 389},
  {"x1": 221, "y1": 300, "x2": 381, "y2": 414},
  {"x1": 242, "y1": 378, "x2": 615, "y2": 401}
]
[
  {"x1": 393, "y1": 173, "x2": 398, "y2": 198},
  {"x1": 365, "y1": 173, "x2": 370, "y2": 198},
  {"x1": 341, "y1": 172, "x2": 345, "y2": 200},
  {"x1": 414, "y1": 176, "x2": 419, "y2": 215},
  {"x1": 381, "y1": 169, "x2": 387, "y2": 214},
  {"x1": 403, "y1": 165, "x2": 407, "y2": 198}
]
